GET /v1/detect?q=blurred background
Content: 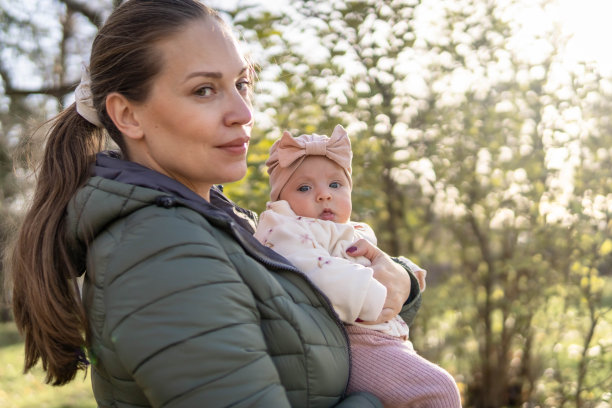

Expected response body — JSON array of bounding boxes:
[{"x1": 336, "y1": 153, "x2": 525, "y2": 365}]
[{"x1": 1, "y1": 0, "x2": 611, "y2": 406}]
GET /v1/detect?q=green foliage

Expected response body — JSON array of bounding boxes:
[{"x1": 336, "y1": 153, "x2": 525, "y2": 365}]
[
  {"x1": 233, "y1": 0, "x2": 428, "y2": 256},
  {"x1": 232, "y1": 0, "x2": 612, "y2": 406},
  {"x1": 0, "y1": 0, "x2": 611, "y2": 406},
  {"x1": 0, "y1": 322, "x2": 96, "y2": 407}
]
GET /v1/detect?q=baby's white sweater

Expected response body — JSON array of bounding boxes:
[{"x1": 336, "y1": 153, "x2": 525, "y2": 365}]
[{"x1": 254, "y1": 200, "x2": 410, "y2": 338}]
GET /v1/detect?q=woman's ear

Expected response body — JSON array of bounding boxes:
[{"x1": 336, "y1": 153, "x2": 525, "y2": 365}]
[{"x1": 105, "y1": 92, "x2": 144, "y2": 140}]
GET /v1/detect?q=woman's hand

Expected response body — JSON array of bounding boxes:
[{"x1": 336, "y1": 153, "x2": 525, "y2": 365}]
[{"x1": 346, "y1": 239, "x2": 412, "y2": 324}]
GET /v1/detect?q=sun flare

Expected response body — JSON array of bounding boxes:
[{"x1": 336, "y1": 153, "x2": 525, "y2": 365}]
[{"x1": 555, "y1": 0, "x2": 612, "y2": 73}]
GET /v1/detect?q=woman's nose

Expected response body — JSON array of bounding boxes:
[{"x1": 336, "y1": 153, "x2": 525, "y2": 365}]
[{"x1": 224, "y1": 89, "x2": 253, "y2": 127}]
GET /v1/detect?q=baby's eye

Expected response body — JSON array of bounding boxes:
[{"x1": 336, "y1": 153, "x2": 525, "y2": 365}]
[
  {"x1": 329, "y1": 182, "x2": 340, "y2": 189},
  {"x1": 298, "y1": 185, "x2": 311, "y2": 192},
  {"x1": 195, "y1": 86, "x2": 214, "y2": 97}
]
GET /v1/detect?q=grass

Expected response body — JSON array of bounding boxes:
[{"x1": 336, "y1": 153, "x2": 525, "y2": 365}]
[{"x1": 0, "y1": 321, "x2": 96, "y2": 408}]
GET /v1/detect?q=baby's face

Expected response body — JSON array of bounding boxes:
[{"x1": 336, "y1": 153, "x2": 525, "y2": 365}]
[{"x1": 279, "y1": 156, "x2": 352, "y2": 223}]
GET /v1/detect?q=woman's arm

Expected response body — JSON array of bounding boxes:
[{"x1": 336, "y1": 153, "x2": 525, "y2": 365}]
[
  {"x1": 104, "y1": 212, "x2": 291, "y2": 407},
  {"x1": 345, "y1": 240, "x2": 421, "y2": 324},
  {"x1": 334, "y1": 391, "x2": 384, "y2": 407},
  {"x1": 392, "y1": 256, "x2": 423, "y2": 326}
]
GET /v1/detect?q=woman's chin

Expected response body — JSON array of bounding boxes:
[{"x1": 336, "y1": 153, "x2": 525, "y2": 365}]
[{"x1": 218, "y1": 166, "x2": 248, "y2": 185}]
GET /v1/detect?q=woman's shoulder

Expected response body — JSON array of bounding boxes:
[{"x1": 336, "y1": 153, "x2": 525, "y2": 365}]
[{"x1": 68, "y1": 176, "x2": 222, "y2": 251}]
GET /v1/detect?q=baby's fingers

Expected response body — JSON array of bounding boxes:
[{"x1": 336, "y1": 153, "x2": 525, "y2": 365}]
[
  {"x1": 358, "y1": 308, "x2": 396, "y2": 325},
  {"x1": 377, "y1": 307, "x2": 396, "y2": 323}
]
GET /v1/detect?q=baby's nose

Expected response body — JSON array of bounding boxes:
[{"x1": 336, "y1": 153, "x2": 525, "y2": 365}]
[{"x1": 316, "y1": 190, "x2": 332, "y2": 201}]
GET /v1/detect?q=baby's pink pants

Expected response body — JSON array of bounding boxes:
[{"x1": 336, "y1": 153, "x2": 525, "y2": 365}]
[{"x1": 346, "y1": 325, "x2": 462, "y2": 408}]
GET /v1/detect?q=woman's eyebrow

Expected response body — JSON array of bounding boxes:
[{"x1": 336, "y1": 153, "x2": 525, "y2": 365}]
[
  {"x1": 184, "y1": 67, "x2": 248, "y2": 81},
  {"x1": 185, "y1": 71, "x2": 222, "y2": 80}
]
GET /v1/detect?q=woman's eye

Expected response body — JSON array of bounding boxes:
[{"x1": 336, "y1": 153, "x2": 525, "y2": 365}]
[
  {"x1": 298, "y1": 185, "x2": 311, "y2": 192},
  {"x1": 236, "y1": 79, "x2": 252, "y2": 92},
  {"x1": 195, "y1": 86, "x2": 214, "y2": 97},
  {"x1": 329, "y1": 182, "x2": 340, "y2": 189}
]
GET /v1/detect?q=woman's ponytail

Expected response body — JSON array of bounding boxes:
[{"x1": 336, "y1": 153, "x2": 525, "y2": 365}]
[{"x1": 9, "y1": 104, "x2": 104, "y2": 385}]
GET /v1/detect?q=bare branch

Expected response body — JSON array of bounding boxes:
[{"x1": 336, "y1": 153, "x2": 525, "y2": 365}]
[
  {"x1": 58, "y1": 0, "x2": 104, "y2": 28},
  {"x1": 5, "y1": 83, "x2": 78, "y2": 99},
  {"x1": 0, "y1": 64, "x2": 11, "y2": 91}
]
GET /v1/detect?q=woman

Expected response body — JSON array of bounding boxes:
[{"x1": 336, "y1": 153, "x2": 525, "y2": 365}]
[{"x1": 8, "y1": 1, "x2": 421, "y2": 407}]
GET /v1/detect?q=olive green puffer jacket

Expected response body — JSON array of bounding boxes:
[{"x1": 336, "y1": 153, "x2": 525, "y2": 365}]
[{"x1": 65, "y1": 152, "x2": 421, "y2": 408}]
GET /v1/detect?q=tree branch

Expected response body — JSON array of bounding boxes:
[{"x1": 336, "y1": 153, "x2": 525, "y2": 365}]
[
  {"x1": 58, "y1": 0, "x2": 104, "y2": 28},
  {"x1": 4, "y1": 83, "x2": 78, "y2": 99}
]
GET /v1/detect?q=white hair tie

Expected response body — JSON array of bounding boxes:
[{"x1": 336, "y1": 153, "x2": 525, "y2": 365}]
[{"x1": 75, "y1": 63, "x2": 102, "y2": 127}]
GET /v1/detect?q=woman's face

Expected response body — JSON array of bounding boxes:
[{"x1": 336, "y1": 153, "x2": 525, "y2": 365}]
[{"x1": 130, "y1": 18, "x2": 253, "y2": 199}]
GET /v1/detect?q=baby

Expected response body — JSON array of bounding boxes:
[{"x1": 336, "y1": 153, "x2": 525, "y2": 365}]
[{"x1": 254, "y1": 125, "x2": 462, "y2": 407}]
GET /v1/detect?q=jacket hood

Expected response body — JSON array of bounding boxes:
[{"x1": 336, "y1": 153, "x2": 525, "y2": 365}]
[{"x1": 65, "y1": 151, "x2": 290, "y2": 276}]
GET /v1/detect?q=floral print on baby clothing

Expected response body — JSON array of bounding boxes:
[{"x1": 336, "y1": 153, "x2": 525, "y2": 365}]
[{"x1": 254, "y1": 200, "x2": 410, "y2": 339}]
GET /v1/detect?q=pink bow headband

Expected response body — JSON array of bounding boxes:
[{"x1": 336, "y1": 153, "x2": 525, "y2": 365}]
[{"x1": 266, "y1": 124, "x2": 353, "y2": 201}]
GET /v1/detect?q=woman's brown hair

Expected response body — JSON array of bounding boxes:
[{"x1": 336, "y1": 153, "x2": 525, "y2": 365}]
[{"x1": 7, "y1": 0, "x2": 223, "y2": 386}]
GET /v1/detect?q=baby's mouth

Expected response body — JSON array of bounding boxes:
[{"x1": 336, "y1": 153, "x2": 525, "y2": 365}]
[{"x1": 319, "y1": 209, "x2": 335, "y2": 221}]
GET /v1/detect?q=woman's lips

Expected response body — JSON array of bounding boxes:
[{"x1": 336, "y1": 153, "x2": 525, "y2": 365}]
[{"x1": 218, "y1": 138, "x2": 249, "y2": 154}]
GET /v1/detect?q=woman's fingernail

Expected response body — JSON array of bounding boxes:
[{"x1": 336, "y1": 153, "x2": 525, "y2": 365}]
[{"x1": 346, "y1": 246, "x2": 357, "y2": 253}]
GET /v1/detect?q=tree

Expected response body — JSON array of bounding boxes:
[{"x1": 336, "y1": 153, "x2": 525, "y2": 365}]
[
  {"x1": 231, "y1": 0, "x2": 612, "y2": 406},
  {"x1": 0, "y1": 0, "x2": 109, "y2": 320},
  {"x1": 537, "y1": 63, "x2": 612, "y2": 407},
  {"x1": 229, "y1": 0, "x2": 431, "y2": 257},
  {"x1": 1, "y1": 0, "x2": 610, "y2": 404}
]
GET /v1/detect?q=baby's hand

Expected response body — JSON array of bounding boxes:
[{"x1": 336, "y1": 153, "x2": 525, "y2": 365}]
[{"x1": 358, "y1": 307, "x2": 396, "y2": 325}]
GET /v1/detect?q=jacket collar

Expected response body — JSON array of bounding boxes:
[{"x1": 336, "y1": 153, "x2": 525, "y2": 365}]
[
  {"x1": 92, "y1": 151, "x2": 294, "y2": 270},
  {"x1": 93, "y1": 151, "x2": 257, "y2": 232}
]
